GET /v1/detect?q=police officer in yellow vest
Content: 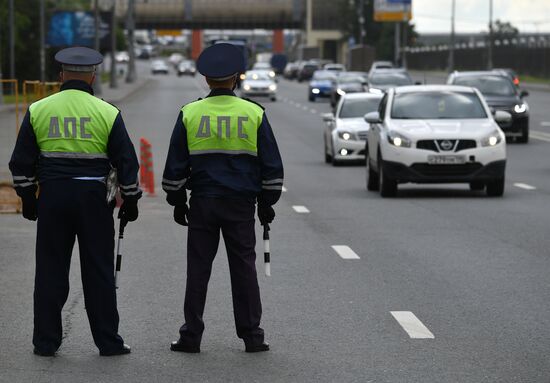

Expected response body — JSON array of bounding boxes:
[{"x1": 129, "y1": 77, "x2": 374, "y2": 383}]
[
  {"x1": 163, "y1": 43, "x2": 284, "y2": 353},
  {"x1": 9, "y1": 47, "x2": 141, "y2": 356}
]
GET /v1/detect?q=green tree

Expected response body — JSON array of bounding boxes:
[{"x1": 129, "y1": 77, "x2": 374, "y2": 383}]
[
  {"x1": 491, "y1": 19, "x2": 519, "y2": 40},
  {"x1": 337, "y1": 0, "x2": 418, "y2": 61}
]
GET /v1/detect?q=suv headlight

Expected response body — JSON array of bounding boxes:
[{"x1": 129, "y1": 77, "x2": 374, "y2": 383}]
[
  {"x1": 481, "y1": 130, "x2": 503, "y2": 147},
  {"x1": 243, "y1": 84, "x2": 251, "y2": 91},
  {"x1": 269, "y1": 84, "x2": 277, "y2": 91},
  {"x1": 386, "y1": 131, "x2": 411, "y2": 148},
  {"x1": 338, "y1": 131, "x2": 355, "y2": 141},
  {"x1": 514, "y1": 103, "x2": 528, "y2": 113},
  {"x1": 337, "y1": 88, "x2": 346, "y2": 96}
]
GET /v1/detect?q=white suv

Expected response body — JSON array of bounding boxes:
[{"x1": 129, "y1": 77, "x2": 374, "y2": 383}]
[{"x1": 365, "y1": 85, "x2": 510, "y2": 197}]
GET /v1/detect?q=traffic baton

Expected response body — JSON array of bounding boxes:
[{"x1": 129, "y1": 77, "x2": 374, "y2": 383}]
[
  {"x1": 263, "y1": 224, "x2": 271, "y2": 277},
  {"x1": 114, "y1": 218, "x2": 128, "y2": 289}
]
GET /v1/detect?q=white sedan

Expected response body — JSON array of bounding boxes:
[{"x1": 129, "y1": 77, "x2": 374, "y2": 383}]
[
  {"x1": 323, "y1": 92, "x2": 383, "y2": 165},
  {"x1": 241, "y1": 70, "x2": 277, "y2": 101},
  {"x1": 365, "y1": 85, "x2": 510, "y2": 197}
]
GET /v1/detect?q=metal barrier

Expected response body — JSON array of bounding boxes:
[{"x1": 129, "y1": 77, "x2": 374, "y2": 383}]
[
  {"x1": 0, "y1": 80, "x2": 60, "y2": 213},
  {"x1": 0, "y1": 79, "x2": 20, "y2": 130}
]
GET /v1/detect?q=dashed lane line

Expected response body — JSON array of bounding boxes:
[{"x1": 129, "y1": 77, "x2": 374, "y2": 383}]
[
  {"x1": 282, "y1": 186, "x2": 287, "y2": 192},
  {"x1": 514, "y1": 183, "x2": 537, "y2": 190},
  {"x1": 310, "y1": 108, "x2": 317, "y2": 114},
  {"x1": 292, "y1": 205, "x2": 310, "y2": 213},
  {"x1": 331, "y1": 245, "x2": 360, "y2": 260},
  {"x1": 540, "y1": 122, "x2": 550, "y2": 127},
  {"x1": 530, "y1": 133, "x2": 550, "y2": 143},
  {"x1": 390, "y1": 311, "x2": 435, "y2": 339}
]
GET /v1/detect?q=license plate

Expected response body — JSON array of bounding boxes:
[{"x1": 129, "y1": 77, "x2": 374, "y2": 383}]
[{"x1": 427, "y1": 155, "x2": 466, "y2": 165}]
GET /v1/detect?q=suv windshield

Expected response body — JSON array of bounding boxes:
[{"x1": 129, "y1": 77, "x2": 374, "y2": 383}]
[
  {"x1": 313, "y1": 71, "x2": 336, "y2": 81},
  {"x1": 370, "y1": 73, "x2": 412, "y2": 86},
  {"x1": 453, "y1": 76, "x2": 515, "y2": 96},
  {"x1": 339, "y1": 97, "x2": 381, "y2": 119},
  {"x1": 391, "y1": 91, "x2": 488, "y2": 119}
]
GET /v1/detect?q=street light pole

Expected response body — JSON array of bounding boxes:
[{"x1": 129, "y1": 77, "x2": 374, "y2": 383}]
[
  {"x1": 449, "y1": 0, "x2": 455, "y2": 72},
  {"x1": 9, "y1": 0, "x2": 15, "y2": 79},
  {"x1": 126, "y1": 0, "x2": 137, "y2": 83},
  {"x1": 109, "y1": 1, "x2": 117, "y2": 89},
  {"x1": 488, "y1": 0, "x2": 493, "y2": 69},
  {"x1": 94, "y1": 0, "x2": 103, "y2": 95},
  {"x1": 40, "y1": 0, "x2": 45, "y2": 82}
]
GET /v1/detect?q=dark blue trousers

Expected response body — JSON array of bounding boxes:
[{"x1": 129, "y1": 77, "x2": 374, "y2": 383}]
[
  {"x1": 179, "y1": 197, "x2": 264, "y2": 347},
  {"x1": 33, "y1": 180, "x2": 124, "y2": 354}
]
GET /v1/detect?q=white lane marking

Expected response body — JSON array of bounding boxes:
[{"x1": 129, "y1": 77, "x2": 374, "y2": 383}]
[
  {"x1": 302, "y1": 105, "x2": 309, "y2": 111},
  {"x1": 292, "y1": 205, "x2": 310, "y2": 213},
  {"x1": 530, "y1": 133, "x2": 550, "y2": 143},
  {"x1": 282, "y1": 186, "x2": 287, "y2": 192},
  {"x1": 540, "y1": 122, "x2": 550, "y2": 127},
  {"x1": 390, "y1": 311, "x2": 435, "y2": 339},
  {"x1": 532, "y1": 129, "x2": 550, "y2": 138},
  {"x1": 310, "y1": 108, "x2": 317, "y2": 114},
  {"x1": 331, "y1": 245, "x2": 360, "y2": 260},
  {"x1": 514, "y1": 183, "x2": 537, "y2": 190}
]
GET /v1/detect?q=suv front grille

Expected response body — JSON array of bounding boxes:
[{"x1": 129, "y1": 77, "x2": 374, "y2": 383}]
[{"x1": 416, "y1": 139, "x2": 477, "y2": 152}]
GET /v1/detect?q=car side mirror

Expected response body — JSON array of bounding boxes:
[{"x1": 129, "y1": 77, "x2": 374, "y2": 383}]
[
  {"x1": 322, "y1": 113, "x2": 335, "y2": 122},
  {"x1": 494, "y1": 110, "x2": 512, "y2": 124},
  {"x1": 364, "y1": 111, "x2": 381, "y2": 124},
  {"x1": 520, "y1": 90, "x2": 529, "y2": 98}
]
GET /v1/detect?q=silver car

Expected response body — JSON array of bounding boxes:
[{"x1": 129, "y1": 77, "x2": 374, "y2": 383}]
[
  {"x1": 241, "y1": 70, "x2": 277, "y2": 101},
  {"x1": 323, "y1": 92, "x2": 383, "y2": 166}
]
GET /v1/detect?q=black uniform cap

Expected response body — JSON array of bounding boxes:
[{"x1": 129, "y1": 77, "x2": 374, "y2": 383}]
[
  {"x1": 55, "y1": 47, "x2": 103, "y2": 72},
  {"x1": 197, "y1": 43, "x2": 245, "y2": 81}
]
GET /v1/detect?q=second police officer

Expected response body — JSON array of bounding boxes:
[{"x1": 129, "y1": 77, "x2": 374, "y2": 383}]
[
  {"x1": 9, "y1": 47, "x2": 141, "y2": 357},
  {"x1": 163, "y1": 43, "x2": 284, "y2": 353}
]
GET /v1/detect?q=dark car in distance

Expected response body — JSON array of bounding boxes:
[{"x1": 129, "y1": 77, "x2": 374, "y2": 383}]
[{"x1": 447, "y1": 71, "x2": 529, "y2": 143}]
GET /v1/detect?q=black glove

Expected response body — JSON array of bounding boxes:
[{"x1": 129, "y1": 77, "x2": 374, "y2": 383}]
[
  {"x1": 257, "y1": 204, "x2": 275, "y2": 225},
  {"x1": 118, "y1": 200, "x2": 139, "y2": 222},
  {"x1": 174, "y1": 205, "x2": 188, "y2": 226},
  {"x1": 22, "y1": 196, "x2": 37, "y2": 221}
]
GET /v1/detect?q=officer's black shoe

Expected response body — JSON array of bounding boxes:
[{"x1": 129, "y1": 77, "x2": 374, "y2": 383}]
[
  {"x1": 99, "y1": 344, "x2": 131, "y2": 356},
  {"x1": 170, "y1": 339, "x2": 200, "y2": 353},
  {"x1": 33, "y1": 347, "x2": 56, "y2": 357},
  {"x1": 245, "y1": 342, "x2": 270, "y2": 353}
]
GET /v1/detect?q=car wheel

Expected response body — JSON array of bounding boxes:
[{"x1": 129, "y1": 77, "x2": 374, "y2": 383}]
[
  {"x1": 366, "y1": 151, "x2": 379, "y2": 191},
  {"x1": 469, "y1": 181, "x2": 485, "y2": 191},
  {"x1": 324, "y1": 136, "x2": 332, "y2": 164},
  {"x1": 379, "y1": 156, "x2": 397, "y2": 197},
  {"x1": 517, "y1": 126, "x2": 529, "y2": 143},
  {"x1": 486, "y1": 177, "x2": 505, "y2": 196},
  {"x1": 309, "y1": 95, "x2": 315, "y2": 102},
  {"x1": 331, "y1": 145, "x2": 340, "y2": 167}
]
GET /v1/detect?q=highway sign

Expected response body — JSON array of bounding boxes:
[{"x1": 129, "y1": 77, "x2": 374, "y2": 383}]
[{"x1": 374, "y1": 0, "x2": 412, "y2": 22}]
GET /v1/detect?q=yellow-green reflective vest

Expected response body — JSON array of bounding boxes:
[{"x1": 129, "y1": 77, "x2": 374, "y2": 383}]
[
  {"x1": 30, "y1": 89, "x2": 119, "y2": 159},
  {"x1": 182, "y1": 96, "x2": 264, "y2": 156}
]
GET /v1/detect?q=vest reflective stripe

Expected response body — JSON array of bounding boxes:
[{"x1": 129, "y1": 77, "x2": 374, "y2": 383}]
[
  {"x1": 189, "y1": 149, "x2": 257, "y2": 156},
  {"x1": 182, "y1": 96, "x2": 263, "y2": 156},
  {"x1": 40, "y1": 151, "x2": 109, "y2": 159},
  {"x1": 30, "y1": 89, "x2": 118, "y2": 155}
]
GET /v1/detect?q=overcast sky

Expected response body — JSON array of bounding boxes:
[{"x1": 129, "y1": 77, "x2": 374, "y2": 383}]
[{"x1": 411, "y1": 0, "x2": 550, "y2": 34}]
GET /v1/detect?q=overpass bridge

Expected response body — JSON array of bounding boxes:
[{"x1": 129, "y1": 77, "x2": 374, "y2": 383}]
[{"x1": 112, "y1": 0, "x2": 344, "y2": 62}]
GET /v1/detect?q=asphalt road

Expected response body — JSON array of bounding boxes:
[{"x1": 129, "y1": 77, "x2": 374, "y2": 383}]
[{"x1": 2, "y1": 65, "x2": 550, "y2": 382}]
